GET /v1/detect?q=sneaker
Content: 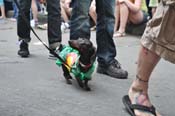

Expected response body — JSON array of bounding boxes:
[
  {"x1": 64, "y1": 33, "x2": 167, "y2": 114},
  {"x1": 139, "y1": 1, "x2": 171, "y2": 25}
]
[
  {"x1": 97, "y1": 59, "x2": 128, "y2": 79},
  {"x1": 61, "y1": 22, "x2": 70, "y2": 33},
  {"x1": 30, "y1": 19, "x2": 35, "y2": 27},
  {"x1": 18, "y1": 40, "x2": 30, "y2": 57},
  {"x1": 49, "y1": 44, "x2": 63, "y2": 59}
]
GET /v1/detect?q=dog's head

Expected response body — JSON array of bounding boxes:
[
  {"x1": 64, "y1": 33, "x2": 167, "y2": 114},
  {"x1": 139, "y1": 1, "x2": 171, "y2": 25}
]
[{"x1": 68, "y1": 38, "x2": 96, "y2": 68}]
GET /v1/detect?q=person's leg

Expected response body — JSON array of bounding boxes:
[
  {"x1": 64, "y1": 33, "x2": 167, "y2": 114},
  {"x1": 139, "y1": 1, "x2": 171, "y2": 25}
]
[
  {"x1": 114, "y1": 0, "x2": 120, "y2": 32},
  {"x1": 151, "y1": 7, "x2": 157, "y2": 16},
  {"x1": 129, "y1": 10, "x2": 145, "y2": 24},
  {"x1": 31, "y1": 0, "x2": 38, "y2": 25},
  {"x1": 96, "y1": 0, "x2": 128, "y2": 79},
  {"x1": 0, "y1": 1, "x2": 6, "y2": 19},
  {"x1": 60, "y1": 2, "x2": 69, "y2": 23},
  {"x1": 60, "y1": 2, "x2": 70, "y2": 33},
  {"x1": 128, "y1": 46, "x2": 161, "y2": 116},
  {"x1": 47, "y1": 0, "x2": 62, "y2": 50},
  {"x1": 12, "y1": 1, "x2": 18, "y2": 19},
  {"x1": 96, "y1": 0, "x2": 116, "y2": 64},
  {"x1": 17, "y1": 0, "x2": 31, "y2": 42},
  {"x1": 89, "y1": 0, "x2": 97, "y2": 25},
  {"x1": 70, "y1": 0, "x2": 91, "y2": 40},
  {"x1": 64, "y1": 6, "x2": 71, "y2": 19},
  {"x1": 17, "y1": 0, "x2": 31, "y2": 57},
  {"x1": 117, "y1": 3, "x2": 129, "y2": 34}
]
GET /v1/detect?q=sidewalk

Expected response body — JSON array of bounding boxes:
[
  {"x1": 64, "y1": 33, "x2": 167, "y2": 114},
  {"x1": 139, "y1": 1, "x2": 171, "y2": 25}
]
[{"x1": 0, "y1": 20, "x2": 175, "y2": 116}]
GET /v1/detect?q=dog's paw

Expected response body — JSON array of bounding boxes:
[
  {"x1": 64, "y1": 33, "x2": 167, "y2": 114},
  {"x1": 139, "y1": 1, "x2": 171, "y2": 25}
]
[
  {"x1": 84, "y1": 86, "x2": 91, "y2": 91},
  {"x1": 66, "y1": 79, "x2": 72, "y2": 84},
  {"x1": 69, "y1": 75, "x2": 73, "y2": 79},
  {"x1": 75, "y1": 77, "x2": 84, "y2": 88}
]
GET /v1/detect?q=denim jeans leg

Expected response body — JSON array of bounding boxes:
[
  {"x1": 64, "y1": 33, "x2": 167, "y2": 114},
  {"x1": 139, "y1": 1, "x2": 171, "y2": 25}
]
[
  {"x1": 96, "y1": 0, "x2": 116, "y2": 66},
  {"x1": 47, "y1": 0, "x2": 61, "y2": 48},
  {"x1": 70, "y1": 0, "x2": 91, "y2": 40},
  {"x1": 12, "y1": 1, "x2": 18, "y2": 19},
  {"x1": 17, "y1": 0, "x2": 31, "y2": 42}
]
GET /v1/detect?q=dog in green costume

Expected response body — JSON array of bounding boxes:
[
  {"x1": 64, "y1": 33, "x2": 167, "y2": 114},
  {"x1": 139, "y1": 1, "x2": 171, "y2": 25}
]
[{"x1": 56, "y1": 38, "x2": 96, "y2": 91}]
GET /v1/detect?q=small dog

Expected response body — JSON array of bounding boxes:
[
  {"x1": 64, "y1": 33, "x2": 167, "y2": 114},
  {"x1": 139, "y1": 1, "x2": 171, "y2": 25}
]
[{"x1": 56, "y1": 38, "x2": 96, "y2": 91}]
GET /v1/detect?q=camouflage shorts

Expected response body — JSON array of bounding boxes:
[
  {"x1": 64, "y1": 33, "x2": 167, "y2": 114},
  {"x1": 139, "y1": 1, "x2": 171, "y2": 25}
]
[{"x1": 141, "y1": 1, "x2": 175, "y2": 63}]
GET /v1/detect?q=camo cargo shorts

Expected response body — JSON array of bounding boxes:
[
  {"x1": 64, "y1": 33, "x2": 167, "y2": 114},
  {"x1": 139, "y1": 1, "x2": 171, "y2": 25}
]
[{"x1": 141, "y1": 0, "x2": 175, "y2": 64}]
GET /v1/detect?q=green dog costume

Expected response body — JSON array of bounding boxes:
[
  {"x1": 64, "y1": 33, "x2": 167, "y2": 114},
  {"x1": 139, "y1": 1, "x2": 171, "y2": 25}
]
[{"x1": 56, "y1": 46, "x2": 95, "y2": 80}]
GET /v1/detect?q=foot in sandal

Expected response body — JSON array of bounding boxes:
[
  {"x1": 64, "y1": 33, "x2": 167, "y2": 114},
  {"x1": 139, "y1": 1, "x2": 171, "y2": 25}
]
[
  {"x1": 113, "y1": 31, "x2": 126, "y2": 38},
  {"x1": 122, "y1": 80, "x2": 162, "y2": 116}
]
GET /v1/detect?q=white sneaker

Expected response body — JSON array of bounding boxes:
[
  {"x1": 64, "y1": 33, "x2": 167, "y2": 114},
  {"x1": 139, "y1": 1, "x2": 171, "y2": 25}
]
[
  {"x1": 61, "y1": 22, "x2": 70, "y2": 33},
  {"x1": 30, "y1": 19, "x2": 35, "y2": 27}
]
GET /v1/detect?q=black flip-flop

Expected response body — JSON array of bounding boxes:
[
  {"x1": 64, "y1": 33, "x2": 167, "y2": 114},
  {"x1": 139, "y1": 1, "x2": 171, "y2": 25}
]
[{"x1": 122, "y1": 95, "x2": 157, "y2": 116}]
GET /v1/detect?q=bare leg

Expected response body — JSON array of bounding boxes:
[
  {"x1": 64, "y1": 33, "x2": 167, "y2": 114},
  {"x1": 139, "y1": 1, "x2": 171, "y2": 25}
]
[
  {"x1": 114, "y1": 1, "x2": 120, "y2": 32},
  {"x1": 128, "y1": 46, "x2": 161, "y2": 116},
  {"x1": 89, "y1": 4, "x2": 97, "y2": 25},
  {"x1": 64, "y1": 7, "x2": 72, "y2": 19},
  {"x1": 0, "y1": 5, "x2": 6, "y2": 18},
  {"x1": 61, "y1": 2, "x2": 69, "y2": 23},
  {"x1": 31, "y1": 0, "x2": 38, "y2": 23},
  {"x1": 151, "y1": 8, "x2": 157, "y2": 16},
  {"x1": 89, "y1": 0, "x2": 97, "y2": 30},
  {"x1": 129, "y1": 10, "x2": 144, "y2": 24},
  {"x1": 118, "y1": 3, "x2": 129, "y2": 33}
]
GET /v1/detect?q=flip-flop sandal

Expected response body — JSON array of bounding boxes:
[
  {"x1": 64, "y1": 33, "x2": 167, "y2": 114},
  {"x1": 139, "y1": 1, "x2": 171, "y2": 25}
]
[
  {"x1": 113, "y1": 31, "x2": 126, "y2": 38},
  {"x1": 122, "y1": 95, "x2": 157, "y2": 116}
]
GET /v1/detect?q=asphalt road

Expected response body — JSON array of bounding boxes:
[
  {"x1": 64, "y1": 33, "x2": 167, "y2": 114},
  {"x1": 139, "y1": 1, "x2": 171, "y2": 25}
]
[{"x1": 0, "y1": 20, "x2": 175, "y2": 116}]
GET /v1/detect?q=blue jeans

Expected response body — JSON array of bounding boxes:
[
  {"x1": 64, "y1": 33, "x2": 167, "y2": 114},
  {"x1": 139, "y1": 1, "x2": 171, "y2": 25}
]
[
  {"x1": 17, "y1": 0, "x2": 61, "y2": 46},
  {"x1": 70, "y1": 0, "x2": 116, "y2": 66},
  {"x1": 12, "y1": 1, "x2": 18, "y2": 19}
]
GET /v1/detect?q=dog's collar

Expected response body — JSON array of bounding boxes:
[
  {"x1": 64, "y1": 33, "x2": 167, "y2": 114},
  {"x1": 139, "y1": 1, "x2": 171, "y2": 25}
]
[{"x1": 79, "y1": 61, "x2": 92, "y2": 69}]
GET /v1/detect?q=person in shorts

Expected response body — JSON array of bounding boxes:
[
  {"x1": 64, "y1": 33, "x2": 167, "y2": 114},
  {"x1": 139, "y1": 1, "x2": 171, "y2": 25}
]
[
  {"x1": 114, "y1": 0, "x2": 149, "y2": 37},
  {"x1": 122, "y1": 0, "x2": 175, "y2": 115}
]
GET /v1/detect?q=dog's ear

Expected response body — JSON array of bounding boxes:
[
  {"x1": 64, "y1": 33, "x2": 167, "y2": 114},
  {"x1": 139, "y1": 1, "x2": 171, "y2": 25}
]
[
  {"x1": 68, "y1": 40, "x2": 77, "y2": 49},
  {"x1": 68, "y1": 39, "x2": 83, "y2": 50},
  {"x1": 68, "y1": 38, "x2": 90, "y2": 52}
]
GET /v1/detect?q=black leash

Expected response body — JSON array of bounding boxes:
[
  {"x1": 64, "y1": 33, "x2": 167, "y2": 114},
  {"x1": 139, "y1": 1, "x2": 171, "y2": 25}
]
[{"x1": 14, "y1": 0, "x2": 70, "y2": 68}]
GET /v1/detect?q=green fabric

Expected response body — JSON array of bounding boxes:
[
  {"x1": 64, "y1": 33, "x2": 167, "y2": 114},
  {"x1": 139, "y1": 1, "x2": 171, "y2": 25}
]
[
  {"x1": 141, "y1": 0, "x2": 148, "y2": 12},
  {"x1": 56, "y1": 46, "x2": 79, "y2": 64},
  {"x1": 149, "y1": 0, "x2": 158, "y2": 7},
  {"x1": 56, "y1": 46, "x2": 95, "y2": 80},
  {"x1": 71, "y1": 63, "x2": 95, "y2": 80}
]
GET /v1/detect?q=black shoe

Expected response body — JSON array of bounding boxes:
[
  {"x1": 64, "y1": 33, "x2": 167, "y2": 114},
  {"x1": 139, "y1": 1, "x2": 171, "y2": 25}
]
[
  {"x1": 97, "y1": 59, "x2": 128, "y2": 79},
  {"x1": 18, "y1": 40, "x2": 30, "y2": 57}
]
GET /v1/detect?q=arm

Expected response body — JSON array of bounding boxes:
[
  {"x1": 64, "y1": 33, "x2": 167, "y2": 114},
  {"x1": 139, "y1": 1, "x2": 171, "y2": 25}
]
[{"x1": 119, "y1": 0, "x2": 141, "y2": 13}]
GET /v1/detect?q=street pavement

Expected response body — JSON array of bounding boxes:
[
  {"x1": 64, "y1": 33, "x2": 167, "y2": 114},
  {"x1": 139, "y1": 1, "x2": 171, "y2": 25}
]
[{"x1": 0, "y1": 19, "x2": 175, "y2": 116}]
